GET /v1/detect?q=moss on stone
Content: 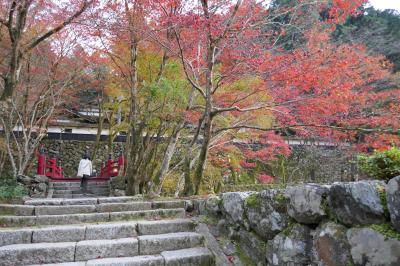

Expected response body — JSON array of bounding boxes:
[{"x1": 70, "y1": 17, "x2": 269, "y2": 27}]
[
  {"x1": 200, "y1": 215, "x2": 219, "y2": 225},
  {"x1": 370, "y1": 223, "x2": 400, "y2": 241},
  {"x1": 235, "y1": 244, "x2": 257, "y2": 266},
  {"x1": 245, "y1": 193, "x2": 259, "y2": 207},
  {"x1": 273, "y1": 191, "x2": 287, "y2": 212},
  {"x1": 281, "y1": 219, "x2": 296, "y2": 236},
  {"x1": 347, "y1": 260, "x2": 355, "y2": 266},
  {"x1": 376, "y1": 185, "x2": 390, "y2": 219},
  {"x1": 321, "y1": 197, "x2": 340, "y2": 224}
]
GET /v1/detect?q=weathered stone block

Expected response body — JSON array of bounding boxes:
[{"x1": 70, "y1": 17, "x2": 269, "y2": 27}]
[
  {"x1": 25, "y1": 199, "x2": 63, "y2": 206},
  {"x1": 245, "y1": 189, "x2": 290, "y2": 240},
  {"x1": 162, "y1": 247, "x2": 214, "y2": 266},
  {"x1": 0, "y1": 204, "x2": 34, "y2": 216},
  {"x1": 329, "y1": 181, "x2": 385, "y2": 226},
  {"x1": 85, "y1": 222, "x2": 137, "y2": 240},
  {"x1": 347, "y1": 227, "x2": 400, "y2": 266},
  {"x1": 204, "y1": 196, "x2": 222, "y2": 216},
  {"x1": 152, "y1": 201, "x2": 185, "y2": 209},
  {"x1": 86, "y1": 255, "x2": 164, "y2": 266},
  {"x1": 192, "y1": 199, "x2": 206, "y2": 215},
  {"x1": 0, "y1": 242, "x2": 76, "y2": 265},
  {"x1": 75, "y1": 238, "x2": 139, "y2": 261},
  {"x1": 313, "y1": 222, "x2": 351, "y2": 266},
  {"x1": 97, "y1": 196, "x2": 141, "y2": 204},
  {"x1": 221, "y1": 192, "x2": 255, "y2": 225},
  {"x1": 96, "y1": 202, "x2": 152, "y2": 213},
  {"x1": 34, "y1": 175, "x2": 49, "y2": 183},
  {"x1": 233, "y1": 229, "x2": 267, "y2": 265},
  {"x1": 32, "y1": 225, "x2": 86, "y2": 243},
  {"x1": 0, "y1": 215, "x2": 36, "y2": 227},
  {"x1": 35, "y1": 205, "x2": 97, "y2": 215},
  {"x1": 387, "y1": 176, "x2": 400, "y2": 232},
  {"x1": 61, "y1": 198, "x2": 98, "y2": 205},
  {"x1": 266, "y1": 224, "x2": 313, "y2": 266},
  {"x1": 137, "y1": 219, "x2": 194, "y2": 235},
  {"x1": 138, "y1": 232, "x2": 203, "y2": 255},
  {"x1": 286, "y1": 185, "x2": 329, "y2": 224},
  {"x1": 35, "y1": 213, "x2": 110, "y2": 226},
  {"x1": 0, "y1": 229, "x2": 32, "y2": 246}
]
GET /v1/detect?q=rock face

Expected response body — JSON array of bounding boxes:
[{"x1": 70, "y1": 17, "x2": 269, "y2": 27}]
[
  {"x1": 347, "y1": 227, "x2": 400, "y2": 266},
  {"x1": 286, "y1": 185, "x2": 329, "y2": 224},
  {"x1": 205, "y1": 196, "x2": 222, "y2": 216},
  {"x1": 17, "y1": 175, "x2": 49, "y2": 198},
  {"x1": 313, "y1": 222, "x2": 351, "y2": 266},
  {"x1": 221, "y1": 192, "x2": 254, "y2": 225},
  {"x1": 233, "y1": 229, "x2": 267, "y2": 265},
  {"x1": 266, "y1": 224, "x2": 313, "y2": 266},
  {"x1": 245, "y1": 189, "x2": 289, "y2": 240},
  {"x1": 329, "y1": 181, "x2": 385, "y2": 226},
  {"x1": 387, "y1": 176, "x2": 400, "y2": 232}
]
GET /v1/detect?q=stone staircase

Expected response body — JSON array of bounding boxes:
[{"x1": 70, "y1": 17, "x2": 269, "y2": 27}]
[
  {"x1": 49, "y1": 181, "x2": 111, "y2": 199},
  {"x1": 0, "y1": 196, "x2": 214, "y2": 265}
]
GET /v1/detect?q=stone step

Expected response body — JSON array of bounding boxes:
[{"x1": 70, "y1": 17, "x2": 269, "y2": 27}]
[
  {"x1": 86, "y1": 188, "x2": 111, "y2": 193},
  {"x1": 24, "y1": 196, "x2": 143, "y2": 206},
  {"x1": 53, "y1": 189, "x2": 82, "y2": 193},
  {"x1": 0, "y1": 208, "x2": 185, "y2": 227},
  {"x1": 0, "y1": 242, "x2": 76, "y2": 265},
  {"x1": 84, "y1": 255, "x2": 164, "y2": 266},
  {"x1": 2, "y1": 201, "x2": 185, "y2": 216},
  {"x1": 0, "y1": 233, "x2": 205, "y2": 265},
  {"x1": 51, "y1": 183, "x2": 81, "y2": 188},
  {"x1": 29, "y1": 248, "x2": 214, "y2": 266},
  {"x1": 75, "y1": 238, "x2": 139, "y2": 261},
  {"x1": 0, "y1": 238, "x2": 138, "y2": 265},
  {"x1": 137, "y1": 219, "x2": 195, "y2": 235},
  {"x1": 52, "y1": 195, "x2": 73, "y2": 199},
  {"x1": 35, "y1": 205, "x2": 98, "y2": 215},
  {"x1": 0, "y1": 204, "x2": 34, "y2": 216},
  {"x1": 161, "y1": 247, "x2": 215, "y2": 266},
  {"x1": 0, "y1": 219, "x2": 194, "y2": 246},
  {"x1": 138, "y1": 232, "x2": 203, "y2": 255}
]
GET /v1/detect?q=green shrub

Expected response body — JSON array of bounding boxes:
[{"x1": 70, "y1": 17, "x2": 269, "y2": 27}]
[
  {"x1": 358, "y1": 147, "x2": 400, "y2": 180},
  {"x1": 0, "y1": 179, "x2": 28, "y2": 202}
]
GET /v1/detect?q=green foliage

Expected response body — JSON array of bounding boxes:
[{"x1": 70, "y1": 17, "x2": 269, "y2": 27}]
[
  {"x1": 358, "y1": 147, "x2": 400, "y2": 180},
  {"x1": 0, "y1": 179, "x2": 27, "y2": 202},
  {"x1": 334, "y1": 7, "x2": 400, "y2": 72},
  {"x1": 245, "y1": 194, "x2": 259, "y2": 207},
  {"x1": 370, "y1": 223, "x2": 400, "y2": 241}
]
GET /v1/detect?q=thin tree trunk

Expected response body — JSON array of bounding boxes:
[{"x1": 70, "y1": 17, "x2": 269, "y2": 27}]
[{"x1": 92, "y1": 103, "x2": 104, "y2": 162}]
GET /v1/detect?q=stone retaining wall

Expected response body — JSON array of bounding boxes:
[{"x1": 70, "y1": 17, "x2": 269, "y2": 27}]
[{"x1": 195, "y1": 177, "x2": 400, "y2": 265}]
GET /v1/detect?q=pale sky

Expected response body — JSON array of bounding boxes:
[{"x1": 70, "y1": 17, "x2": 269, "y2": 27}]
[{"x1": 369, "y1": 0, "x2": 400, "y2": 11}]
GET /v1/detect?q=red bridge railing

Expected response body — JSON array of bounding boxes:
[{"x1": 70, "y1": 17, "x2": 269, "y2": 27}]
[{"x1": 37, "y1": 148, "x2": 124, "y2": 180}]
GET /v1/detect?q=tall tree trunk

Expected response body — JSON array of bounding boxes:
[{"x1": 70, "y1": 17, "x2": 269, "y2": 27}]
[
  {"x1": 92, "y1": 103, "x2": 104, "y2": 162},
  {"x1": 193, "y1": 110, "x2": 212, "y2": 194},
  {"x1": 125, "y1": 41, "x2": 139, "y2": 194},
  {"x1": 152, "y1": 129, "x2": 180, "y2": 194}
]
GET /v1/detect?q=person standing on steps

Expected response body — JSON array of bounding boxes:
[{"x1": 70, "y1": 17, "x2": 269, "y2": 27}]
[{"x1": 77, "y1": 153, "x2": 93, "y2": 193}]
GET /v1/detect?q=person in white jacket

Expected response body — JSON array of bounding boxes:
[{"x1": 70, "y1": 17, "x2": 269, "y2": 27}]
[{"x1": 77, "y1": 155, "x2": 92, "y2": 192}]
